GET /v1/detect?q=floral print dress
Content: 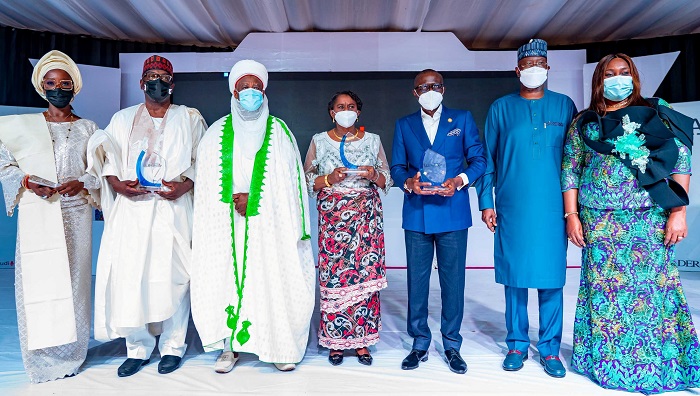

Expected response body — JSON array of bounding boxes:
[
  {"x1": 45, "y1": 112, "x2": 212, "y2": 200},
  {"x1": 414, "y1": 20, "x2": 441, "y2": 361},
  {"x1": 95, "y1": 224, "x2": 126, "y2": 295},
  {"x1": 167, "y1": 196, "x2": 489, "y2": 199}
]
[
  {"x1": 304, "y1": 131, "x2": 392, "y2": 349},
  {"x1": 561, "y1": 100, "x2": 700, "y2": 394}
]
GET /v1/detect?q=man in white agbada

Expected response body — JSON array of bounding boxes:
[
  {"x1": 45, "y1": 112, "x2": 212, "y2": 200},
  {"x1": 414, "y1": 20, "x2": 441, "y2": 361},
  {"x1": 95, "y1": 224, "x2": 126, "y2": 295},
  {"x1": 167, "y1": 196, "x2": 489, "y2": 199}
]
[
  {"x1": 88, "y1": 55, "x2": 207, "y2": 377},
  {"x1": 190, "y1": 59, "x2": 315, "y2": 372}
]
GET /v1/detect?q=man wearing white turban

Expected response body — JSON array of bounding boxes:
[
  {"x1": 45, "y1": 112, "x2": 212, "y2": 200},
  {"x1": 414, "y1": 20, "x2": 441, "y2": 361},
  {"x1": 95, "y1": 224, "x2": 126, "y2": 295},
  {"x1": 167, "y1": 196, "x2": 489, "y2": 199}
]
[
  {"x1": 0, "y1": 50, "x2": 100, "y2": 382},
  {"x1": 87, "y1": 55, "x2": 207, "y2": 377},
  {"x1": 190, "y1": 59, "x2": 315, "y2": 372}
]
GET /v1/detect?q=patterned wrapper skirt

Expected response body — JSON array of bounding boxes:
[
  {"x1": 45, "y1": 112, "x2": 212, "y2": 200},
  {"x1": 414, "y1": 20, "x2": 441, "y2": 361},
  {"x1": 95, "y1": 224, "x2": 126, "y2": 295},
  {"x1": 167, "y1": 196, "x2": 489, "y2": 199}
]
[
  {"x1": 316, "y1": 187, "x2": 388, "y2": 350},
  {"x1": 572, "y1": 205, "x2": 700, "y2": 394}
]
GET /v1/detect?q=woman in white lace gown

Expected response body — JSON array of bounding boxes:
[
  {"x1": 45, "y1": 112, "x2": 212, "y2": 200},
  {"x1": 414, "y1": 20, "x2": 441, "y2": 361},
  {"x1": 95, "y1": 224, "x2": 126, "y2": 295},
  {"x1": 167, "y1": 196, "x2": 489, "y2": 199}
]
[
  {"x1": 304, "y1": 91, "x2": 392, "y2": 366},
  {"x1": 0, "y1": 50, "x2": 99, "y2": 383}
]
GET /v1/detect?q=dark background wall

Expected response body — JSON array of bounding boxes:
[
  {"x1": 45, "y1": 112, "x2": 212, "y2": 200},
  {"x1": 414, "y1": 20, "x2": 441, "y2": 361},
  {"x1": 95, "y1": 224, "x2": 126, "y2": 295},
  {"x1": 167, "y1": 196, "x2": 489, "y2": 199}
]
[
  {"x1": 174, "y1": 71, "x2": 517, "y2": 161},
  {"x1": 554, "y1": 33, "x2": 700, "y2": 105},
  {"x1": 3, "y1": 26, "x2": 700, "y2": 156},
  {"x1": 0, "y1": 26, "x2": 230, "y2": 108},
  {"x1": 3, "y1": 26, "x2": 700, "y2": 108}
]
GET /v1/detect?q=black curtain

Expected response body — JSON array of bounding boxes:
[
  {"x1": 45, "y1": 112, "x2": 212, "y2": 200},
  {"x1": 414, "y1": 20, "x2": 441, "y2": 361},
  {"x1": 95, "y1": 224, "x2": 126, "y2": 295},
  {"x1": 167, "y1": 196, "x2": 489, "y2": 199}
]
[
  {"x1": 0, "y1": 26, "x2": 231, "y2": 108},
  {"x1": 554, "y1": 34, "x2": 700, "y2": 104}
]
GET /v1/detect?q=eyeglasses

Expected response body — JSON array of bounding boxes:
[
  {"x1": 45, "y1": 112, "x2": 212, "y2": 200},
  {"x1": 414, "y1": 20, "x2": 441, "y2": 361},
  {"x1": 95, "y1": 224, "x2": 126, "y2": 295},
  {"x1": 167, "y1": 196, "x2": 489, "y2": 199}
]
[
  {"x1": 143, "y1": 72, "x2": 173, "y2": 83},
  {"x1": 43, "y1": 79, "x2": 73, "y2": 91},
  {"x1": 519, "y1": 60, "x2": 547, "y2": 70},
  {"x1": 414, "y1": 83, "x2": 444, "y2": 94}
]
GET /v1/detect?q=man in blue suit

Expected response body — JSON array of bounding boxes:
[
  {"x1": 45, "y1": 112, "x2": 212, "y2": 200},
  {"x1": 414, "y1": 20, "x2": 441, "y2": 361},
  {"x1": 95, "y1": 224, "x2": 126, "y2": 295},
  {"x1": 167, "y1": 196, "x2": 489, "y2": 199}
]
[{"x1": 391, "y1": 69, "x2": 486, "y2": 374}]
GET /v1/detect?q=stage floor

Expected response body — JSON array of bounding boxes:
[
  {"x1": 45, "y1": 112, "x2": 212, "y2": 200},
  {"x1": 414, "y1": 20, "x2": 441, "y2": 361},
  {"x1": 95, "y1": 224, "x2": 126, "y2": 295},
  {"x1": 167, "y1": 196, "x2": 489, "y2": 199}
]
[{"x1": 1, "y1": 268, "x2": 700, "y2": 395}]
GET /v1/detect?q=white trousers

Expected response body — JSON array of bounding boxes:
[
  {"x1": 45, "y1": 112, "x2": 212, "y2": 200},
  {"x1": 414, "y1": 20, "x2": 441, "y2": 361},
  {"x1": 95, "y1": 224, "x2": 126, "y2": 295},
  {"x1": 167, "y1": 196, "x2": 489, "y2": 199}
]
[{"x1": 125, "y1": 291, "x2": 191, "y2": 359}]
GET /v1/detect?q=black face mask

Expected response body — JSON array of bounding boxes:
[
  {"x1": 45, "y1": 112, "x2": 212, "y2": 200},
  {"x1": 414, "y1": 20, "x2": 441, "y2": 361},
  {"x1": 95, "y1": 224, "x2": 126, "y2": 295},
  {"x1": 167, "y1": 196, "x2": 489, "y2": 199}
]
[
  {"x1": 45, "y1": 89, "x2": 74, "y2": 109},
  {"x1": 144, "y1": 79, "x2": 172, "y2": 103}
]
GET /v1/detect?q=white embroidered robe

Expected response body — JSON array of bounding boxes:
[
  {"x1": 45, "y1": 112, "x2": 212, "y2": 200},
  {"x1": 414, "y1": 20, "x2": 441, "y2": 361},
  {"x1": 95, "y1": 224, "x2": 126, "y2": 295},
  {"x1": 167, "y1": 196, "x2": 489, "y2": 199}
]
[
  {"x1": 190, "y1": 114, "x2": 315, "y2": 363},
  {"x1": 87, "y1": 104, "x2": 206, "y2": 340}
]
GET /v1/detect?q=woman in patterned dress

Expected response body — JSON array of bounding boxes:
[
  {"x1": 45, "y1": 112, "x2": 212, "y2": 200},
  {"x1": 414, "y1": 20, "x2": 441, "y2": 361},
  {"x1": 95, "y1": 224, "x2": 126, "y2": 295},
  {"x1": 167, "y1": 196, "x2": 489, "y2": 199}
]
[
  {"x1": 304, "y1": 91, "x2": 392, "y2": 366},
  {"x1": 562, "y1": 53, "x2": 700, "y2": 393},
  {"x1": 0, "y1": 50, "x2": 99, "y2": 383}
]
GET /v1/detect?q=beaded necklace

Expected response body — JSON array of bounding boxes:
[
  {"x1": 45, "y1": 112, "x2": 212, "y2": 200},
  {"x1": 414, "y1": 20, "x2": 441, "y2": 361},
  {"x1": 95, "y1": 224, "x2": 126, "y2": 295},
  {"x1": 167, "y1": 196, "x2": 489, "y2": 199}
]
[{"x1": 45, "y1": 110, "x2": 75, "y2": 143}]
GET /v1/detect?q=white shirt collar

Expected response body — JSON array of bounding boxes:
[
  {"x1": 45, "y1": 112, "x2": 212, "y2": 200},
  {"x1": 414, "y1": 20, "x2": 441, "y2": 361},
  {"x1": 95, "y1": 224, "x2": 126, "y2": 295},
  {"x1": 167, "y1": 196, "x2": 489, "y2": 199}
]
[{"x1": 420, "y1": 104, "x2": 442, "y2": 123}]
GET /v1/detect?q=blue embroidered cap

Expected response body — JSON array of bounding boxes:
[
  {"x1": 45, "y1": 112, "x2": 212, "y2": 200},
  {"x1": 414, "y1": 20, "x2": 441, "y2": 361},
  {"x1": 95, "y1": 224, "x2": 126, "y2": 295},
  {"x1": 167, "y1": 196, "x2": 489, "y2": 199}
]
[{"x1": 517, "y1": 39, "x2": 547, "y2": 60}]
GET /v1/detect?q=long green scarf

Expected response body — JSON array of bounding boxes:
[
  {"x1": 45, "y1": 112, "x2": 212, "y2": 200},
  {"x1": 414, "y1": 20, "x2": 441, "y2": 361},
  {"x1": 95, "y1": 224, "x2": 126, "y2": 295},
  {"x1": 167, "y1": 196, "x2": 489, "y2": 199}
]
[{"x1": 218, "y1": 114, "x2": 309, "y2": 349}]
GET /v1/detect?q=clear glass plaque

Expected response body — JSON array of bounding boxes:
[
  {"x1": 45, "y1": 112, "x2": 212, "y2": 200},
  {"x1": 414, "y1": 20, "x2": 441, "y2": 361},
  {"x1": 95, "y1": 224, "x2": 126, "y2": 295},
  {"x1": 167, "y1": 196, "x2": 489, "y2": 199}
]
[
  {"x1": 340, "y1": 134, "x2": 367, "y2": 176},
  {"x1": 28, "y1": 175, "x2": 59, "y2": 188},
  {"x1": 420, "y1": 149, "x2": 448, "y2": 191},
  {"x1": 136, "y1": 150, "x2": 166, "y2": 191}
]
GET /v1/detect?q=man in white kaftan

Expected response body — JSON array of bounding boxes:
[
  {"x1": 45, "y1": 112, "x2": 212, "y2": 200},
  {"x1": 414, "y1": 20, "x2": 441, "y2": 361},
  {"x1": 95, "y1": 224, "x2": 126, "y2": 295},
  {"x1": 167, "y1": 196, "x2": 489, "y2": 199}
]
[
  {"x1": 88, "y1": 55, "x2": 207, "y2": 377},
  {"x1": 190, "y1": 59, "x2": 315, "y2": 372}
]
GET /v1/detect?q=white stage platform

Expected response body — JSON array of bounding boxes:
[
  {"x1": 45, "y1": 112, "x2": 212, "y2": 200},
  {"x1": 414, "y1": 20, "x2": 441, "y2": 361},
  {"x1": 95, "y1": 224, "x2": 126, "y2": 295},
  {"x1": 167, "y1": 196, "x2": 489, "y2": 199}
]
[{"x1": 1, "y1": 268, "x2": 700, "y2": 395}]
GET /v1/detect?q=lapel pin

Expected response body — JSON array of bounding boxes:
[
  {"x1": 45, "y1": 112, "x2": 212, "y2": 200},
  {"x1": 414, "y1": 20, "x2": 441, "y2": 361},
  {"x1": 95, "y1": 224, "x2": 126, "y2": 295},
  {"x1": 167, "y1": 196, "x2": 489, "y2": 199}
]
[{"x1": 448, "y1": 118, "x2": 452, "y2": 122}]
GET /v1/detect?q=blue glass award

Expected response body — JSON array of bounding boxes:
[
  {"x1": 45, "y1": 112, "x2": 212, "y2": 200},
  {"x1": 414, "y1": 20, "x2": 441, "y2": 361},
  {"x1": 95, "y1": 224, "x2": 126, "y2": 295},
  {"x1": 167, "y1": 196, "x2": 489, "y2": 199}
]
[
  {"x1": 420, "y1": 149, "x2": 448, "y2": 191},
  {"x1": 136, "y1": 150, "x2": 166, "y2": 191},
  {"x1": 339, "y1": 127, "x2": 367, "y2": 176}
]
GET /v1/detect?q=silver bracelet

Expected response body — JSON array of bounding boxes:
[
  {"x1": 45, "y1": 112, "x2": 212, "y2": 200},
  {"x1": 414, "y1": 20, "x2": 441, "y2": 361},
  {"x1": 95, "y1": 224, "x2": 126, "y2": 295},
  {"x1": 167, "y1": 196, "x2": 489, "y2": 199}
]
[
  {"x1": 372, "y1": 171, "x2": 380, "y2": 183},
  {"x1": 564, "y1": 211, "x2": 579, "y2": 219}
]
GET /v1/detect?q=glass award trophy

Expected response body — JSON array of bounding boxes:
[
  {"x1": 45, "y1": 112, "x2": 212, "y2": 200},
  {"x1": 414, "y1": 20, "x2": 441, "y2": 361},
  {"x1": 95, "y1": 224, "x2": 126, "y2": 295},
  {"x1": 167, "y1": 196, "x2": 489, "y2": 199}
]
[
  {"x1": 28, "y1": 175, "x2": 59, "y2": 188},
  {"x1": 136, "y1": 150, "x2": 166, "y2": 191},
  {"x1": 339, "y1": 128, "x2": 367, "y2": 176},
  {"x1": 420, "y1": 149, "x2": 448, "y2": 192}
]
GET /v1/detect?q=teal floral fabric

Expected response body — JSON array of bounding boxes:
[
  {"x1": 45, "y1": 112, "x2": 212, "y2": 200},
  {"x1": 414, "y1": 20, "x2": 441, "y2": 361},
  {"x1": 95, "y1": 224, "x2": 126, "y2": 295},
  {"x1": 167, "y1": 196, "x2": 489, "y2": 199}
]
[
  {"x1": 562, "y1": 99, "x2": 700, "y2": 393},
  {"x1": 573, "y1": 207, "x2": 700, "y2": 394}
]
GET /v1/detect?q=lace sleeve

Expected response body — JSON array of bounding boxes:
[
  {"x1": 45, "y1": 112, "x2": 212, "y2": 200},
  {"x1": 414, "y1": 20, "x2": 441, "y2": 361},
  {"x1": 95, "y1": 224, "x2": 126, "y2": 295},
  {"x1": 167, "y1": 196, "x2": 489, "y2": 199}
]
[
  {"x1": 78, "y1": 122, "x2": 100, "y2": 191},
  {"x1": 304, "y1": 137, "x2": 321, "y2": 198},
  {"x1": 0, "y1": 142, "x2": 26, "y2": 216},
  {"x1": 375, "y1": 141, "x2": 393, "y2": 194},
  {"x1": 78, "y1": 172, "x2": 101, "y2": 190},
  {"x1": 672, "y1": 139, "x2": 692, "y2": 175}
]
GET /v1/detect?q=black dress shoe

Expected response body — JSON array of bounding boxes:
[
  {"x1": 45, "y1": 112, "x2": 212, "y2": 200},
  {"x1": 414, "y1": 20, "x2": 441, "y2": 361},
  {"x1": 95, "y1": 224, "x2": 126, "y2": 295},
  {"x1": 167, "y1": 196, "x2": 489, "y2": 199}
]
[
  {"x1": 118, "y1": 358, "x2": 150, "y2": 377},
  {"x1": 158, "y1": 355, "x2": 182, "y2": 374},
  {"x1": 444, "y1": 348, "x2": 467, "y2": 374},
  {"x1": 357, "y1": 353, "x2": 373, "y2": 366},
  {"x1": 328, "y1": 352, "x2": 344, "y2": 366},
  {"x1": 401, "y1": 349, "x2": 428, "y2": 370}
]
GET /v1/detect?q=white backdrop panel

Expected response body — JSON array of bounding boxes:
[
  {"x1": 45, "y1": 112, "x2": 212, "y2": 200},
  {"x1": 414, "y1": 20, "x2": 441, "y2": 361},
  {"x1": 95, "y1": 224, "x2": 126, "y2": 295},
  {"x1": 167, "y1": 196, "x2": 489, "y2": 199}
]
[
  {"x1": 119, "y1": 32, "x2": 585, "y2": 110},
  {"x1": 668, "y1": 101, "x2": 700, "y2": 271}
]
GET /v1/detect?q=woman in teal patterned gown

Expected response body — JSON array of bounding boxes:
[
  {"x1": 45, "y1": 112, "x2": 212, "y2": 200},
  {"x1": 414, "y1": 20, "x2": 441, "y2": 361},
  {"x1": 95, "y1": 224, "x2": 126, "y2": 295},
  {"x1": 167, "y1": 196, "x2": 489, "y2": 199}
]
[{"x1": 561, "y1": 53, "x2": 700, "y2": 394}]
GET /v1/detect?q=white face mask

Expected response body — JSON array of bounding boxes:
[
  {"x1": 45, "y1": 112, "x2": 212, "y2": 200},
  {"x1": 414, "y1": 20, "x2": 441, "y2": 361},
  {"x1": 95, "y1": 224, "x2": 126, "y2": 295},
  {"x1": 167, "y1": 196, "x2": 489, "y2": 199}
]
[
  {"x1": 519, "y1": 66, "x2": 548, "y2": 89},
  {"x1": 417, "y1": 90, "x2": 443, "y2": 111},
  {"x1": 333, "y1": 110, "x2": 358, "y2": 128}
]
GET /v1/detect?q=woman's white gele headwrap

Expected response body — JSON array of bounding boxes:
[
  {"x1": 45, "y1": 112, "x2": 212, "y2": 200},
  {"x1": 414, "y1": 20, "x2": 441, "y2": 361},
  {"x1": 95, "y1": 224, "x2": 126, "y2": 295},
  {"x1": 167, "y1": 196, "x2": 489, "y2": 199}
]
[
  {"x1": 228, "y1": 59, "x2": 268, "y2": 93},
  {"x1": 31, "y1": 50, "x2": 83, "y2": 100}
]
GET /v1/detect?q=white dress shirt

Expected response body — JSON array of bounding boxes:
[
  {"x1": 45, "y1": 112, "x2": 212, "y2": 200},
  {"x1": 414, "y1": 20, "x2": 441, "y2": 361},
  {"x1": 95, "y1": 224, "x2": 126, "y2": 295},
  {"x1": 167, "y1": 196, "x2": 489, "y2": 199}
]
[{"x1": 421, "y1": 104, "x2": 442, "y2": 144}]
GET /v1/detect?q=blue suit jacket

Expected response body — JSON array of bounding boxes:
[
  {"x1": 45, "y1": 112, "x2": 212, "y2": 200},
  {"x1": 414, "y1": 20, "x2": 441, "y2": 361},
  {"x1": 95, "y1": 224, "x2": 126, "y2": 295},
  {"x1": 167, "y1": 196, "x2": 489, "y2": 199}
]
[{"x1": 391, "y1": 106, "x2": 486, "y2": 234}]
